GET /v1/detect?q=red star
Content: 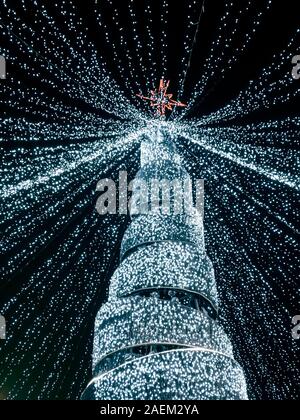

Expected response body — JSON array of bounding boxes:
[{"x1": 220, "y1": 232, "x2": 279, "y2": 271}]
[{"x1": 137, "y1": 79, "x2": 187, "y2": 116}]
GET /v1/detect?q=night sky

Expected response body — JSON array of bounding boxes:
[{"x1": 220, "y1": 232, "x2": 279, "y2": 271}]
[{"x1": 0, "y1": 0, "x2": 299, "y2": 400}]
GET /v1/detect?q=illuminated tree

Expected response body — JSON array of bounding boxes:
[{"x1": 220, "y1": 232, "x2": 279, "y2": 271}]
[{"x1": 82, "y1": 129, "x2": 248, "y2": 400}]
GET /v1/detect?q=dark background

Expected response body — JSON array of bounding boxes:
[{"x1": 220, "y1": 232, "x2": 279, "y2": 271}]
[{"x1": 0, "y1": 0, "x2": 299, "y2": 400}]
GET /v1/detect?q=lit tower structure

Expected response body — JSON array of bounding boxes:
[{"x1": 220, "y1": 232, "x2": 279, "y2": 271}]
[{"x1": 82, "y1": 129, "x2": 248, "y2": 400}]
